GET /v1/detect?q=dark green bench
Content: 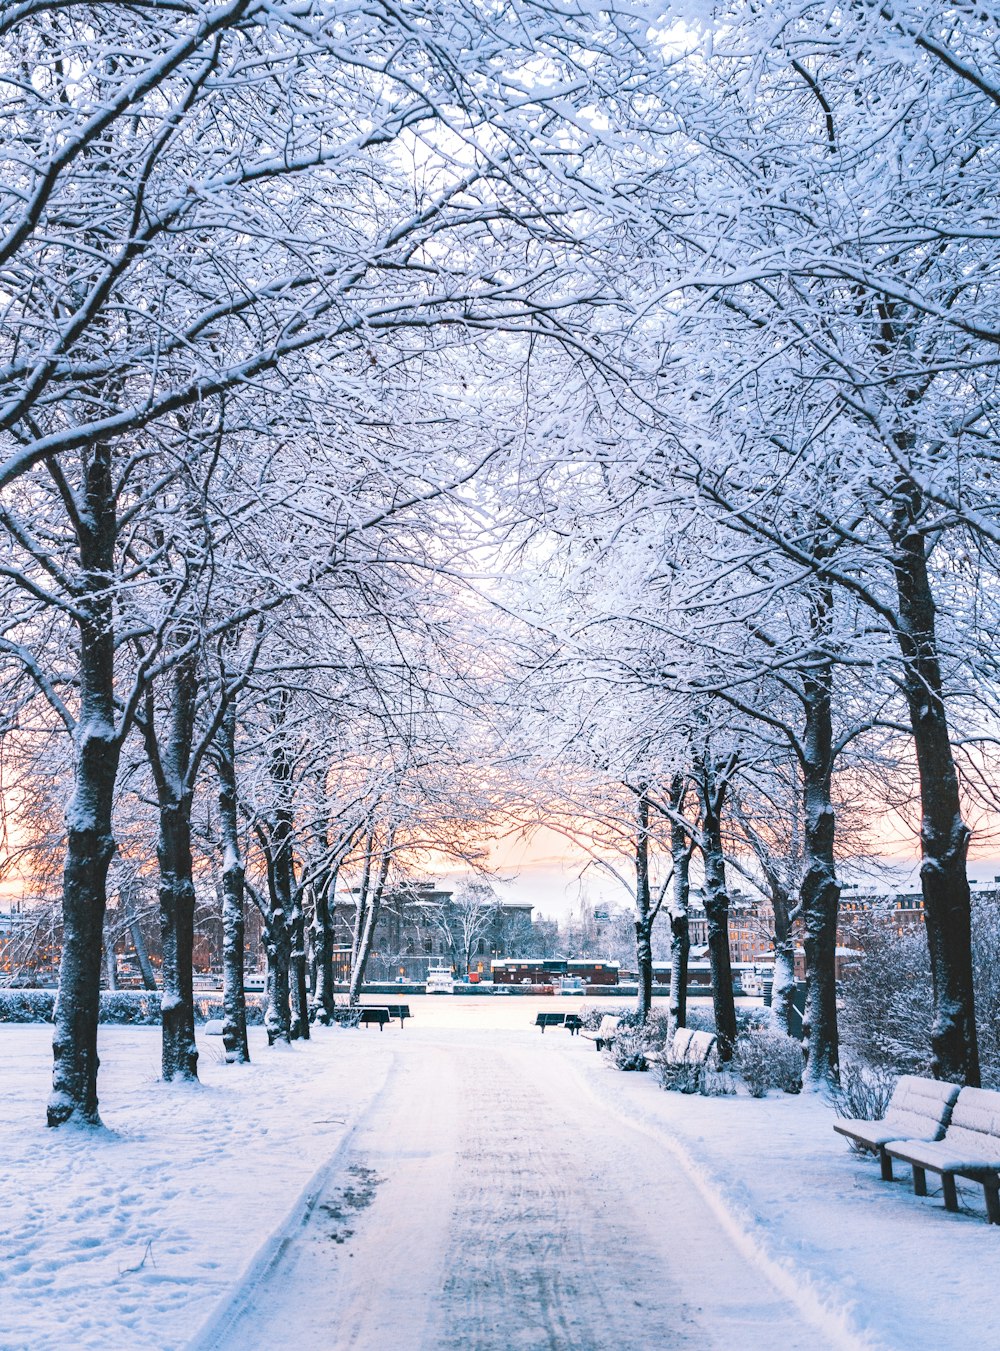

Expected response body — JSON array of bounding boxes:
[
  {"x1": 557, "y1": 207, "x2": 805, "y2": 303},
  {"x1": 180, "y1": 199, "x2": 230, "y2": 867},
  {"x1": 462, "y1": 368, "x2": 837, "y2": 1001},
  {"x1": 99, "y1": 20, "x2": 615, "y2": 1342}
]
[
  {"x1": 359, "y1": 1008, "x2": 390, "y2": 1030},
  {"x1": 534, "y1": 1012, "x2": 566, "y2": 1032}
]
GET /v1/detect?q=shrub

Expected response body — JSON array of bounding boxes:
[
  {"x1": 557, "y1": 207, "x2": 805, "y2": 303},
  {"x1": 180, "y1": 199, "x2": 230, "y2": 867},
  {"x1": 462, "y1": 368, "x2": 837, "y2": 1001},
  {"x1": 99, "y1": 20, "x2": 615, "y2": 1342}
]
[
  {"x1": 733, "y1": 1027, "x2": 804, "y2": 1097},
  {"x1": 604, "y1": 1027, "x2": 651, "y2": 1071},
  {"x1": 682, "y1": 1004, "x2": 770, "y2": 1037},
  {"x1": 656, "y1": 1060, "x2": 736, "y2": 1096},
  {"x1": 0, "y1": 989, "x2": 55, "y2": 1023},
  {"x1": 833, "y1": 1062, "x2": 898, "y2": 1152},
  {"x1": 838, "y1": 914, "x2": 934, "y2": 1077},
  {"x1": 0, "y1": 988, "x2": 266, "y2": 1025},
  {"x1": 578, "y1": 1003, "x2": 630, "y2": 1030}
]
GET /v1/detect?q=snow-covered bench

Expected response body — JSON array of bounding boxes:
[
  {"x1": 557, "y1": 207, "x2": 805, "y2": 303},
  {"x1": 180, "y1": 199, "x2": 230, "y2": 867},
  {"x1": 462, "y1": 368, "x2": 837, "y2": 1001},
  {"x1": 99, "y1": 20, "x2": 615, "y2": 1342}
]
[
  {"x1": 885, "y1": 1086, "x2": 1000, "y2": 1223},
  {"x1": 833, "y1": 1074, "x2": 959, "y2": 1181},
  {"x1": 644, "y1": 1026, "x2": 718, "y2": 1070},
  {"x1": 581, "y1": 1016, "x2": 620, "y2": 1050}
]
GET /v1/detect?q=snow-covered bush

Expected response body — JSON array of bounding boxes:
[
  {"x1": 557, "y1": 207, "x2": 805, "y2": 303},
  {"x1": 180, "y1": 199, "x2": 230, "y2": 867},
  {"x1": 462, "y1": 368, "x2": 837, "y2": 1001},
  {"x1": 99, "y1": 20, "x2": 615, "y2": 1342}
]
[
  {"x1": 838, "y1": 916, "x2": 933, "y2": 1076},
  {"x1": 656, "y1": 1060, "x2": 735, "y2": 1096},
  {"x1": 101, "y1": 992, "x2": 161, "y2": 1024},
  {"x1": 642, "y1": 1007, "x2": 672, "y2": 1045},
  {"x1": 685, "y1": 1006, "x2": 716, "y2": 1035},
  {"x1": 605, "y1": 1027, "x2": 650, "y2": 1071},
  {"x1": 840, "y1": 896, "x2": 1000, "y2": 1086},
  {"x1": 833, "y1": 1062, "x2": 898, "y2": 1152},
  {"x1": 683, "y1": 1004, "x2": 769, "y2": 1037},
  {"x1": 0, "y1": 989, "x2": 266, "y2": 1025},
  {"x1": 971, "y1": 895, "x2": 1000, "y2": 1082},
  {"x1": 578, "y1": 1003, "x2": 629, "y2": 1031},
  {"x1": 0, "y1": 990, "x2": 55, "y2": 1022},
  {"x1": 733, "y1": 1028, "x2": 803, "y2": 1097}
]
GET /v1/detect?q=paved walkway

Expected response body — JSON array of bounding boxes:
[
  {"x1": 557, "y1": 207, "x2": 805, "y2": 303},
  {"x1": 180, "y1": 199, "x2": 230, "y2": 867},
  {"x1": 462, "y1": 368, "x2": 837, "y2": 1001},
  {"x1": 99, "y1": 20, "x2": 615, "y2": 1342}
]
[{"x1": 201, "y1": 1032, "x2": 838, "y2": 1351}]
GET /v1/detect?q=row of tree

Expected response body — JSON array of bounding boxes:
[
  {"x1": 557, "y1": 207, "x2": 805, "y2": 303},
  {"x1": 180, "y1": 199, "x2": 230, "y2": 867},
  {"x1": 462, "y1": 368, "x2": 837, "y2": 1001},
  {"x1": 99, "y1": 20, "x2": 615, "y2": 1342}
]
[{"x1": 3, "y1": 1, "x2": 1000, "y2": 1121}]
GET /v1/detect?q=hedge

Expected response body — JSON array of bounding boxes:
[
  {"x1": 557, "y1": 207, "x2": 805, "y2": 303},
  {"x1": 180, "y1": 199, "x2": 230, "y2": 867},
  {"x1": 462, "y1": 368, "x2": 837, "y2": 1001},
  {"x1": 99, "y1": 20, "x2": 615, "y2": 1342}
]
[{"x1": 0, "y1": 989, "x2": 266, "y2": 1025}]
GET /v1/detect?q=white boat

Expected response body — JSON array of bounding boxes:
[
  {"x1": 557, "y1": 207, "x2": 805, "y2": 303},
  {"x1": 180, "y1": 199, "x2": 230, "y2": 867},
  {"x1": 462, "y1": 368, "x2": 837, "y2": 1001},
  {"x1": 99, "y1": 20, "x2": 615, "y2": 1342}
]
[{"x1": 425, "y1": 965, "x2": 455, "y2": 994}]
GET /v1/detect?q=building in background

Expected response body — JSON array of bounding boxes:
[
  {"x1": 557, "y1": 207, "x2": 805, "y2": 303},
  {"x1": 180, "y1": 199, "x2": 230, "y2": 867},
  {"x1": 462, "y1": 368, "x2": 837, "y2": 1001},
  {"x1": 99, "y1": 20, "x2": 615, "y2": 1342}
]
[{"x1": 332, "y1": 882, "x2": 537, "y2": 980}]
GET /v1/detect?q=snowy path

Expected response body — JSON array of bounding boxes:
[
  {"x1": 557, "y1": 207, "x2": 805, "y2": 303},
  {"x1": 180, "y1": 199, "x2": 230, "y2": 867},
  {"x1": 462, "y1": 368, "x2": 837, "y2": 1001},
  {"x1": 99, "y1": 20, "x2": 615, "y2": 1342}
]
[{"x1": 199, "y1": 1032, "x2": 838, "y2": 1351}]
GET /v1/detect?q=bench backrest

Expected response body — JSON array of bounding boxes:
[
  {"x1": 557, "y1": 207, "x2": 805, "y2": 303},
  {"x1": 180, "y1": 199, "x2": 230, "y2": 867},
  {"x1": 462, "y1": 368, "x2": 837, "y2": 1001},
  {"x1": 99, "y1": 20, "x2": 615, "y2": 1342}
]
[
  {"x1": 668, "y1": 1026, "x2": 718, "y2": 1066},
  {"x1": 884, "y1": 1075, "x2": 960, "y2": 1139},
  {"x1": 599, "y1": 1016, "x2": 620, "y2": 1035},
  {"x1": 941, "y1": 1087, "x2": 1000, "y2": 1153}
]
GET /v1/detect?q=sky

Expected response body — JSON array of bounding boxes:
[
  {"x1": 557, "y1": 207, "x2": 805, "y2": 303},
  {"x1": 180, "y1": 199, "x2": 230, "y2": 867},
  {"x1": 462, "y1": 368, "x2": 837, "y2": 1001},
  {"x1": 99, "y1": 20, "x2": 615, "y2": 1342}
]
[{"x1": 435, "y1": 824, "x2": 1000, "y2": 922}]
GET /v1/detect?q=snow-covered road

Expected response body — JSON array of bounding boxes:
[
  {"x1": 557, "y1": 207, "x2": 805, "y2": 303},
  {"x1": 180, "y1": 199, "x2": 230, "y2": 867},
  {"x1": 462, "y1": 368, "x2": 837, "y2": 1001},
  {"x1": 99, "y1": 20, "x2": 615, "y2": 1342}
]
[{"x1": 199, "y1": 1031, "x2": 837, "y2": 1351}]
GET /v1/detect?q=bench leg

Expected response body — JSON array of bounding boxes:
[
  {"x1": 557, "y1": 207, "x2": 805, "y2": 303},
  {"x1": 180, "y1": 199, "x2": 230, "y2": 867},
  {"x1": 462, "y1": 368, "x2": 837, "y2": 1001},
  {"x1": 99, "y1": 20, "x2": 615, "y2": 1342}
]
[
  {"x1": 984, "y1": 1183, "x2": 1000, "y2": 1225},
  {"x1": 879, "y1": 1148, "x2": 893, "y2": 1183},
  {"x1": 942, "y1": 1173, "x2": 958, "y2": 1212},
  {"x1": 912, "y1": 1166, "x2": 927, "y2": 1198}
]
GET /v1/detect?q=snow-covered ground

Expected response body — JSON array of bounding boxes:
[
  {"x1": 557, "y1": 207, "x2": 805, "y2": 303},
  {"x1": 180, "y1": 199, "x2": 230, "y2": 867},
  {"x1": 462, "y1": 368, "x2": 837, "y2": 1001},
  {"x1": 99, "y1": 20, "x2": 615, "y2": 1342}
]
[
  {"x1": 3, "y1": 1004, "x2": 998, "y2": 1350},
  {"x1": 0, "y1": 1024, "x2": 394, "y2": 1351}
]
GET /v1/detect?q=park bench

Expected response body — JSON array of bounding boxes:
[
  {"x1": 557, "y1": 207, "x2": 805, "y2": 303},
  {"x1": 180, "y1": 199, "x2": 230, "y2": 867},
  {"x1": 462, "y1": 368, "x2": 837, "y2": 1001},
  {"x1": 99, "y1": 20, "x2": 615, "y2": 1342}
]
[
  {"x1": 833, "y1": 1074, "x2": 959, "y2": 1181},
  {"x1": 379, "y1": 1003, "x2": 411, "y2": 1028},
  {"x1": 581, "y1": 1015, "x2": 620, "y2": 1050},
  {"x1": 564, "y1": 1015, "x2": 583, "y2": 1036},
  {"x1": 644, "y1": 1026, "x2": 718, "y2": 1071},
  {"x1": 535, "y1": 1012, "x2": 566, "y2": 1032},
  {"x1": 885, "y1": 1086, "x2": 1000, "y2": 1223},
  {"x1": 359, "y1": 1008, "x2": 390, "y2": 1030}
]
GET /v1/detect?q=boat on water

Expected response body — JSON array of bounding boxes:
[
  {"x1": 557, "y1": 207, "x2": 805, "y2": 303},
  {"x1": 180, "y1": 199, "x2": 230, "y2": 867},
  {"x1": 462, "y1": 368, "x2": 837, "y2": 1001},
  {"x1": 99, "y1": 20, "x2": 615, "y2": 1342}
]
[{"x1": 425, "y1": 965, "x2": 455, "y2": 994}]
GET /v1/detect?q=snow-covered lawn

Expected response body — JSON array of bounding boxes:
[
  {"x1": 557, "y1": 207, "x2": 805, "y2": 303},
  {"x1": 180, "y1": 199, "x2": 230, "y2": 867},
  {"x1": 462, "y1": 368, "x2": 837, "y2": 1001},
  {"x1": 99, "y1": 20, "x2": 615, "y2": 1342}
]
[
  {"x1": 3, "y1": 1012, "x2": 999, "y2": 1350},
  {"x1": 0, "y1": 1025, "x2": 394, "y2": 1351}
]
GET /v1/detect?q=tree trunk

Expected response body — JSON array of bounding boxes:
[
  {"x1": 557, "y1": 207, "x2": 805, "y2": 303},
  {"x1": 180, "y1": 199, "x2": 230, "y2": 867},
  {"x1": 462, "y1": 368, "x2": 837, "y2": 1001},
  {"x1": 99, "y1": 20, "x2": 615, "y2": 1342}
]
[
  {"x1": 348, "y1": 894, "x2": 380, "y2": 1006},
  {"x1": 104, "y1": 917, "x2": 118, "y2": 992},
  {"x1": 264, "y1": 909, "x2": 292, "y2": 1045},
  {"x1": 158, "y1": 802, "x2": 199, "y2": 1082},
  {"x1": 288, "y1": 886, "x2": 310, "y2": 1042},
  {"x1": 128, "y1": 915, "x2": 157, "y2": 991},
  {"x1": 49, "y1": 438, "x2": 120, "y2": 1128},
  {"x1": 634, "y1": 787, "x2": 653, "y2": 1022},
  {"x1": 667, "y1": 776, "x2": 690, "y2": 1034},
  {"x1": 145, "y1": 642, "x2": 201, "y2": 1085},
  {"x1": 216, "y1": 703, "x2": 249, "y2": 1063},
  {"x1": 311, "y1": 875, "x2": 336, "y2": 1024},
  {"x1": 799, "y1": 591, "x2": 840, "y2": 1086},
  {"x1": 263, "y1": 726, "x2": 296, "y2": 1044},
  {"x1": 698, "y1": 761, "x2": 738, "y2": 1060},
  {"x1": 769, "y1": 882, "x2": 797, "y2": 1037},
  {"x1": 348, "y1": 848, "x2": 391, "y2": 1005},
  {"x1": 891, "y1": 475, "x2": 979, "y2": 1084}
]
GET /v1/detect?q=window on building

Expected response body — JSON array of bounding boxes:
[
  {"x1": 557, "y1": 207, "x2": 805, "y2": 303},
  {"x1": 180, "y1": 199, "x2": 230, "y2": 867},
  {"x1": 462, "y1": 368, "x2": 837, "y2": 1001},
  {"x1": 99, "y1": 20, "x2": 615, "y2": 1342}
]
[{"x1": 424, "y1": 937, "x2": 433, "y2": 954}]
